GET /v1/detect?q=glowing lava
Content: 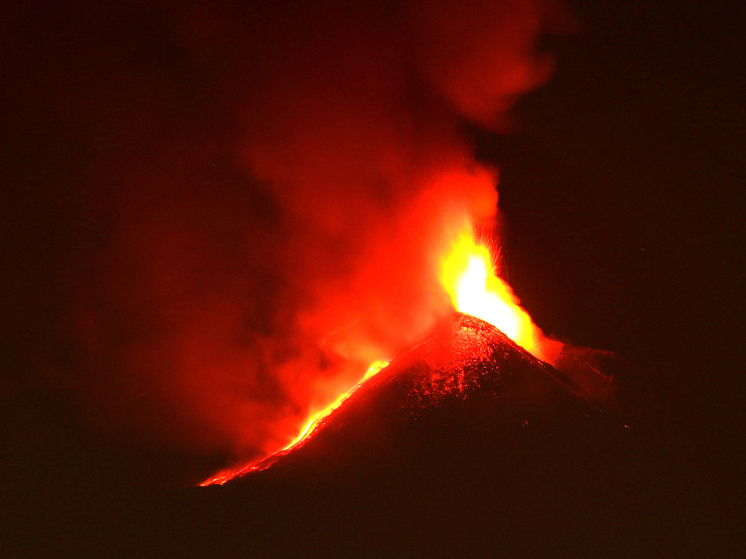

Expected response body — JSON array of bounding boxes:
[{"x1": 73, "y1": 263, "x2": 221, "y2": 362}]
[
  {"x1": 283, "y1": 359, "x2": 390, "y2": 451},
  {"x1": 200, "y1": 360, "x2": 390, "y2": 486},
  {"x1": 440, "y1": 227, "x2": 562, "y2": 364}
]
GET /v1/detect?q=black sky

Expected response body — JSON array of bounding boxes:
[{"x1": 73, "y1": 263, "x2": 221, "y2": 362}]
[{"x1": 498, "y1": 0, "x2": 744, "y2": 486}]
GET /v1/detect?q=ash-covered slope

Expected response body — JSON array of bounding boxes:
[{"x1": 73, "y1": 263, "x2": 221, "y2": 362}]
[
  {"x1": 228, "y1": 312, "x2": 617, "y2": 479},
  {"x1": 49, "y1": 314, "x2": 696, "y2": 558}
]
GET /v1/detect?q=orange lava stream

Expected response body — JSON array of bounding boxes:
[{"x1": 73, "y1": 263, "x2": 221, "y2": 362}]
[
  {"x1": 281, "y1": 359, "x2": 390, "y2": 450},
  {"x1": 199, "y1": 360, "x2": 389, "y2": 486}
]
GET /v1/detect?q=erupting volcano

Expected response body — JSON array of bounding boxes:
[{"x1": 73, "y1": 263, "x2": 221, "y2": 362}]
[
  {"x1": 4, "y1": 0, "x2": 736, "y2": 555},
  {"x1": 201, "y1": 223, "x2": 611, "y2": 486}
]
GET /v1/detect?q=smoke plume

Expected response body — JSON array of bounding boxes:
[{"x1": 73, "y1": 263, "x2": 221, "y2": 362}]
[{"x1": 16, "y1": 0, "x2": 568, "y2": 468}]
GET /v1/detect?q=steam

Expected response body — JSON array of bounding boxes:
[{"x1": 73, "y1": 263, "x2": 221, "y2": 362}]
[{"x1": 64, "y1": 0, "x2": 567, "y2": 465}]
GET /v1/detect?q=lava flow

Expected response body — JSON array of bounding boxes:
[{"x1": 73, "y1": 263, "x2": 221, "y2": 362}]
[
  {"x1": 200, "y1": 222, "x2": 561, "y2": 486},
  {"x1": 199, "y1": 359, "x2": 390, "y2": 486}
]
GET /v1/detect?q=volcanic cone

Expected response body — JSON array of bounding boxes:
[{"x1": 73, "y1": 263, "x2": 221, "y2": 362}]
[
  {"x1": 227, "y1": 312, "x2": 620, "y2": 480},
  {"x1": 131, "y1": 314, "x2": 681, "y2": 557}
]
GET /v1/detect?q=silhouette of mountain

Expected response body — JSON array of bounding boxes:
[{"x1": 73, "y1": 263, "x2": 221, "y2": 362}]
[
  {"x1": 159, "y1": 314, "x2": 695, "y2": 557},
  {"x1": 4, "y1": 315, "x2": 717, "y2": 557}
]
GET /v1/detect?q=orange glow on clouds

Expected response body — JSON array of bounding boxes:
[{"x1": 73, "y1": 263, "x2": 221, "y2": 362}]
[{"x1": 440, "y1": 227, "x2": 562, "y2": 364}]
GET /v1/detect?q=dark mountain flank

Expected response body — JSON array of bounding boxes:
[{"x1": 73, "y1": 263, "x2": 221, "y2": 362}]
[
  {"x1": 162, "y1": 314, "x2": 696, "y2": 557},
  {"x1": 6, "y1": 315, "x2": 710, "y2": 557},
  {"x1": 226, "y1": 312, "x2": 619, "y2": 480}
]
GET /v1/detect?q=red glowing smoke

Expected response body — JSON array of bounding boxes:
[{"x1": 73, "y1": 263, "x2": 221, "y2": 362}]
[{"x1": 60, "y1": 1, "x2": 571, "y2": 465}]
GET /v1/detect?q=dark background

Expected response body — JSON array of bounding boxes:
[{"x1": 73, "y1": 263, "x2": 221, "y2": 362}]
[
  {"x1": 2, "y1": 0, "x2": 744, "y2": 555},
  {"x1": 496, "y1": 0, "x2": 744, "y2": 519}
]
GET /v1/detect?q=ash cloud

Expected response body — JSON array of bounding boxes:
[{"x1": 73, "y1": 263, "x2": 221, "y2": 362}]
[{"x1": 5, "y1": 1, "x2": 568, "y2": 470}]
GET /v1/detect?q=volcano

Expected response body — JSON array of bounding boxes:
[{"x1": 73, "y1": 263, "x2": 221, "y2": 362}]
[
  {"x1": 210, "y1": 312, "x2": 620, "y2": 483},
  {"x1": 10, "y1": 314, "x2": 694, "y2": 558},
  {"x1": 167, "y1": 314, "x2": 680, "y2": 557}
]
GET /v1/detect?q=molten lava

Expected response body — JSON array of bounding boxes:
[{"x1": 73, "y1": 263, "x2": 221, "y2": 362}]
[
  {"x1": 284, "y1": 359, "x2": 391, "y2": 452},
  {"x1": 440, "y1": 228, "x2": 562, "y2": 364},
  {"x1": 200, "y1": 360, "x2": 390, "y2": 486},
  {"x1": 201, "y1": 223, "x2": 561, "y2": 485}
]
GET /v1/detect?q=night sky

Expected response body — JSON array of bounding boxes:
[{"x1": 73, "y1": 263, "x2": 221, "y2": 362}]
[
  {"x1": 499, "y1": 0, "x2": 744, "y2": 505},
  {"x1": 2, "y1": 1, "x2": 743, "y2": 556}
]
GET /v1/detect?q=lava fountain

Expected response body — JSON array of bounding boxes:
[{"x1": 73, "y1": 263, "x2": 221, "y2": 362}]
[{"x1": 440, "y1": 226, "x2": 563, "y2": 364}]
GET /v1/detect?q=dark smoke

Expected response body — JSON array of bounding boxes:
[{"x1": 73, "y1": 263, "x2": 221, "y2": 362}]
[{"x1": 3, "y1": 1, "x2": 570, "y2": 472}]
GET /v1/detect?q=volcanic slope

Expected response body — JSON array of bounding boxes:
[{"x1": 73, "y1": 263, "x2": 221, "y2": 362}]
[
  {"x1": 227, "y1": 312, "x2": 617, "y2": 479},
  {"x1": 159, "y1": 314, "x2": 696, "y2": 558}
]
